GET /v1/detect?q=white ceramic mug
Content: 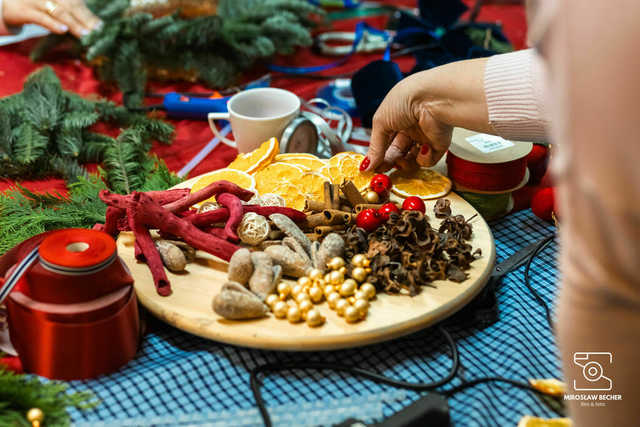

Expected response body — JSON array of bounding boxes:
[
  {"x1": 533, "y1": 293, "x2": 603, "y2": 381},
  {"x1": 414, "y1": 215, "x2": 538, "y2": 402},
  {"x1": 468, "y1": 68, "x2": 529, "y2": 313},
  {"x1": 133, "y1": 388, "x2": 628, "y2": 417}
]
[{"x1": 208, "y1": 88, "x2": 301, "y2": 153}]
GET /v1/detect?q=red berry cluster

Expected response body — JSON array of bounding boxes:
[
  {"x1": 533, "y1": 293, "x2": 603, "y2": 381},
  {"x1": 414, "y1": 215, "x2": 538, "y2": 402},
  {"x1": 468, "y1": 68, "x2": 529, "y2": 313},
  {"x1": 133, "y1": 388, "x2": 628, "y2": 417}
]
[{"x1": 355, "y1": 175, "x2": 427, "y2": 232}]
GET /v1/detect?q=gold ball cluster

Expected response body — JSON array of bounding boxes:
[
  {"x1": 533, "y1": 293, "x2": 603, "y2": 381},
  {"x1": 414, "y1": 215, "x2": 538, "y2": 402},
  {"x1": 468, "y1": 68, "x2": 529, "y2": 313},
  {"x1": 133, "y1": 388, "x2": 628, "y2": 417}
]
[{"x1": 264, "y1": 254, "x2": 377, "y2": 327}]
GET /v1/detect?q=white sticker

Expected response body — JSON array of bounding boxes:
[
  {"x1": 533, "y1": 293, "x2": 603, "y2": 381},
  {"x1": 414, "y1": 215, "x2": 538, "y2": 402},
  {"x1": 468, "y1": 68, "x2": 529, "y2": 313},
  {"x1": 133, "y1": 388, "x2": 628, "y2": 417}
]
[{"x1": 466, "y1": 134, "x2": 514, "y2": 153}]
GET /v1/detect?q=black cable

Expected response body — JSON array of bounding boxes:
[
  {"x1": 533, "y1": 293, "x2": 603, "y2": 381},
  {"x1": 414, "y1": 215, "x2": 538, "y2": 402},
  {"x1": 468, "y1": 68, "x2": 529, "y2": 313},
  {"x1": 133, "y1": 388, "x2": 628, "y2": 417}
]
[
  {"x1": 250, "y1": 325, "x2": 459, "y2": 427},
  {"x1": 249, "y1": 236, "x2": 562, "y2": 426},
  {"x1": 523, "y1": 235, "x2": 555, "y2": 331}
]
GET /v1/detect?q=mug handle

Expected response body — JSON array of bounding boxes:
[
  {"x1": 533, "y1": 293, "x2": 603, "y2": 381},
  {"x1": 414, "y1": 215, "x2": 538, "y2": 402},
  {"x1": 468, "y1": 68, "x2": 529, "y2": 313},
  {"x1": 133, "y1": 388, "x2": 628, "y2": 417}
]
[{"x1": 208, "y1": 112, "x2": 236, "y2": 148}]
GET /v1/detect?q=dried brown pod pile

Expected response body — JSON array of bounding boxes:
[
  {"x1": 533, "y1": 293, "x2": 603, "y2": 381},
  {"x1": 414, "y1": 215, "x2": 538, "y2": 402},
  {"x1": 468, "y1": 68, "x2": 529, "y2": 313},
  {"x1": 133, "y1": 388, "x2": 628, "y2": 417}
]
[{"x1": 344, "y1": 205, "x2": 481, "y2": 296}]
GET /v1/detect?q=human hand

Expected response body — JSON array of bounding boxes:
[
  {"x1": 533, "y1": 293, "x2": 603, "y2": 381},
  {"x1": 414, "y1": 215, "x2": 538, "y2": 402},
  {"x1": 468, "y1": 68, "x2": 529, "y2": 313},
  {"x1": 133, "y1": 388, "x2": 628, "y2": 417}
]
[
  {"x1": 361, "y1": 72, "x2": 453, "y2": 173},
  {"x1": 2, "y1": 0, "x2": 102, "y2": 38},
  {"x1": 361, "y1": 58, "x2": 491, "y2": 173}
]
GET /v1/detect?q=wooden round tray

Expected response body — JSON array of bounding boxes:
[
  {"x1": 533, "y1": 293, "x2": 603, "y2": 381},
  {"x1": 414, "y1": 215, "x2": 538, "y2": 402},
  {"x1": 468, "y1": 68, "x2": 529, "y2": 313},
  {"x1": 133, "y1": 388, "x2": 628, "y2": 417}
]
[{"x1": 117, "y1": 172, "x2": 495, "y2": 351}]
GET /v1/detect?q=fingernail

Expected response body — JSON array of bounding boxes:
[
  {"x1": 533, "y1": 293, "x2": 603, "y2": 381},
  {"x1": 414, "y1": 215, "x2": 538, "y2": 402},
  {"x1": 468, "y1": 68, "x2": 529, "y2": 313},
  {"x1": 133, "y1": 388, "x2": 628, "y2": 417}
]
[
  {"x1": 59, "y1": 25, "x2": 69, "y2": 32},
  {"x1": 420, "y1": 145, "x2": 429, "y2": 155},
  {"x1": 359, "y1": 156, "x2": 370, "y2": 171},
  {"x1": 81, "y1": 28, "x2": 90, "y2": 36},
  {"x1": 94, "y1": 20, "x2": 104, "y2": 31}
]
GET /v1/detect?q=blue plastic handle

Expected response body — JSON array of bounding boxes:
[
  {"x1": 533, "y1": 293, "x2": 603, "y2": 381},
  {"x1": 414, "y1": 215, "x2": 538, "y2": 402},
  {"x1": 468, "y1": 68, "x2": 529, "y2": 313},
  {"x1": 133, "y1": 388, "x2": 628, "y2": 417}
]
[{"x1": 162, "y1": 93, "x2": 230, "y2": 120}]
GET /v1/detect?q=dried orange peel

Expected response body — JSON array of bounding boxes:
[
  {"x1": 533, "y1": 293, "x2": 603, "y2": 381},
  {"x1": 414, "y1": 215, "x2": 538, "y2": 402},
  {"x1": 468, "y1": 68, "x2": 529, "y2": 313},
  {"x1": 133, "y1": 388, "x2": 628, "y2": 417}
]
[{"x1": 528, "y1": 378, "x2": 566, "y2": 397}]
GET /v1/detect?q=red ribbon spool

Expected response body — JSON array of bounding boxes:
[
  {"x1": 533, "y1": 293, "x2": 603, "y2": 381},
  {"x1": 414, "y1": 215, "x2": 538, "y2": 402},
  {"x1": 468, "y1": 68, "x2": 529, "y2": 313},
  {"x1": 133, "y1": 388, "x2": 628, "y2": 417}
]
[
  {"x1": 1, "y1": 229, "x2": 140, "y2": 380},
  {"x1": 446, "y1": 151, "x2": 528, "y2": 192}
]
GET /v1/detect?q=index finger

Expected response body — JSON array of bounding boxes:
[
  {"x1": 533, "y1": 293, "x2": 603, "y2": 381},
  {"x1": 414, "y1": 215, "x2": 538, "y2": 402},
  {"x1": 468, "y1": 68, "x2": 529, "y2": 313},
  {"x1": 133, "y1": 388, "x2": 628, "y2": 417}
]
[
  {"x1": 364, "y1": 119, "x2": 394, "y2": 172},
  {"x1": 69, "y1": 0, "x2": 102, "y2": 34}
]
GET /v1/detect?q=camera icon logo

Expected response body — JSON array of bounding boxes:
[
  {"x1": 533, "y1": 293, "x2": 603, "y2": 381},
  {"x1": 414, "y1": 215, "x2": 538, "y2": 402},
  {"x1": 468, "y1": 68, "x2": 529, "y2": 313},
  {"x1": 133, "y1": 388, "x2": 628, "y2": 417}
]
[{"x1": 573, "y1": 352, "x2": 613, "y2": 391}]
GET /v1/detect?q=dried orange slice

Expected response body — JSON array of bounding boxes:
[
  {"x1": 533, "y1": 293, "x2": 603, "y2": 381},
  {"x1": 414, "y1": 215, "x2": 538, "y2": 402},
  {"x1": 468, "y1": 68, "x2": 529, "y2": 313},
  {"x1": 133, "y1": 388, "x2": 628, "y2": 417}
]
[
  {"x1": 332, "y1": 152, "x2": 375, "y2": 190},
  {"x1": 275, "y1": 153, "x2": 319, "y2": 161},
  {"x1": 390, "y1": 168, "x2": 452, "y2": 200},
  {"x1": 270, "y1": 181, "x2": 307, "y2": 211},
  {"x1": 254, "y1": 163, "x2": 306, "y2": 195},
  {"x1": 283, "y1": 157, "x2": 326, "y2": 171},
  {"x1": 227, "y1": 137, "x2": 279, "y2": 174},
  {"x1": 190, "y1": 169, "x2": 256, "y2": 204},
  {"x1": 517, "y1": 416, "x2": 572, "y2": 427},
  {"x1": 298, "y1": 171, "x2": 330, "y2": 202},
  {"x1": 528, "y1": 379, "x2": 566, "y2": 397},
  {"x1": 318, "y1": 164, "x2": 342, "y2": 185}
]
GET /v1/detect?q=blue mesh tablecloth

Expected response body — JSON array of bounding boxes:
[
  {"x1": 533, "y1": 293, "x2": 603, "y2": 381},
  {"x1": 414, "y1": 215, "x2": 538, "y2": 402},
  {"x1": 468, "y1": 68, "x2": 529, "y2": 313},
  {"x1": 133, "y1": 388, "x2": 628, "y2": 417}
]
[{"x1": 67, "y1": 210, "x2": 559, "y2": 427}]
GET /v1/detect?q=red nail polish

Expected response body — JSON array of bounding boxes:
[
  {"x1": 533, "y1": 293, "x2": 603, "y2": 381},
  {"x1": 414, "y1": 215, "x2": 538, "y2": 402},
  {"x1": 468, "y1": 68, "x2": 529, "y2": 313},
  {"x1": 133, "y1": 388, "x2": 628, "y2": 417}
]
[
  {"x1": 360, "y1": 157, "x2": 370, "y2": 171},
  {"x1": 420, "y1": 145, "x2": 429, "y2": 155}
]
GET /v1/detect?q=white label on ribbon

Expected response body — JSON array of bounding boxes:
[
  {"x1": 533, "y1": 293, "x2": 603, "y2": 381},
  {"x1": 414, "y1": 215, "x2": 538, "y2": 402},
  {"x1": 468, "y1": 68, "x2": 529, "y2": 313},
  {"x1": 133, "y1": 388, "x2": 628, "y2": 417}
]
[{"x1": 466, "y1": 134, "x2": 514, "y2": 153}]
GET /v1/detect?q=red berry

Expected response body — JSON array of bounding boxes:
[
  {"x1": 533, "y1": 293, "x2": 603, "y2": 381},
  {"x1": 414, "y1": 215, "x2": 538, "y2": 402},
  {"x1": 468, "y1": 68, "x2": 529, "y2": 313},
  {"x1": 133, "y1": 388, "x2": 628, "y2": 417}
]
[
  {"x1": 531, "y1": 187, "x2": 556, "y2": 222},
  {"x1": 356, "y1": 208, "x2": 383, "y2": 232},
  {"x1": 369, "y1": 174, "x2": 392, "y2": 195},
  {"x1": 402, "y1": 196, "x2": 426, "y2": 214},
  {"x1": 378, "y1": 202, "x2": 400, "y2": 220}
]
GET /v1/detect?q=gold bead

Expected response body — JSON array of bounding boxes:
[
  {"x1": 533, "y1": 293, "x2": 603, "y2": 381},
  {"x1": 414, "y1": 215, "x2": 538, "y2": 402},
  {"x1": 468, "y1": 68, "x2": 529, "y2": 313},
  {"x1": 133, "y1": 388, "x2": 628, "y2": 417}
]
[
  {"x1": 292, "y1": 284, "x2": 304, "y2": 296},
  {"x1": 298, "y1": 276, "x2": 312, "y2": 287},
  {"x1": 361, "y1": 283, "x2": 376, "y2": 299},
  {"x1": 354, "y1": 290, "x2": 367, "y2": 301},
  {"x1": 309, "y1": 286, "x2": 324, "y2": 303},
  {"x1": 323, "y1": 284, "x2": 336, "y2": 296},
  {"x1": 328, "y1": 257, "x2": 346, "y2": 270},
  {"x1": 265, "y1": 294, "x2": 279, "y2": 308},
  {"x1": 273, "y1": 301, "x2": 288, "y2": 319},
  {"x1": 345, "y1": 306, "x2": 361, "y2": 323},
  {"x1": 298, "y1": 299, "x2": 313, "y2": 315},
  {"x1": 295, "y1": 292, "x2": 310, "y2": 304},
  {"x1": 365, "y1": 190, "x2": 380, "y2": 203},
  {"x1": 343, "y1": 278, "x2": 358, "y2": 288},
  {"x1": 306, "y1": 308, "x2": 325, "y2": 327},
  {"x1": 324, "y1": 273, "x2": 332, "y2": 283},
  {"x1": 352, "y1": 267, "x2": 367, "y2": 283},
  {"x1": 362, "y1": 258, "x2": 371, "y2": 268},
  {"x1": 354, "y1": 298, "x2": 369, "y2": 318},
  {"x1": 351, "y1": 254, "x2": 366, "y2": 267},
  {"x1": 327, "y1": 292, "x2": 341, "y2": 309},
  {"x1": 308, "y1": 268, "x2": 323, "y2": 281},
  {"x1": 339, "y1": 266, "x2": 347, "y2": 275},
  {"x1": 287, "y1": 306, "x2": 302, "y2": 323},
  {"x1": 26, "y1": 408, "x2": 44, "y2": 424},
  {"x1": 329, "y1": 270, "x2": 344, "y2": 285},
  {"x1": 340, "y1": 280, "x2": 356, "y2": 297},
  {"x1": 315, "y1": 279, "x2": 326, "y2": 288},
  {"x1": 347, "y1": 296, "x2": 356, "y2": 305},
  {"x1": 335, "y1": 299, "x2": 349, "y2": 316},
  {"x1": 277, "y1": 282, "x2": 291, "y2": 297}
]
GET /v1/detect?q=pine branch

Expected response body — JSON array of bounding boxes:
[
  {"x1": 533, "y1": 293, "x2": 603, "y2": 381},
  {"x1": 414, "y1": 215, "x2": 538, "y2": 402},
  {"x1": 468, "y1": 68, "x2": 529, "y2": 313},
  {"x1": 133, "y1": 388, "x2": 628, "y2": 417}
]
[
  {"x1": 12, "y1": 123, "x2": 49, "y2": 164},
  {"x1": 49, "y1": 155, "x2": 89, "y2": 183},
  {"x1": 103, "y1": 128, "x2": 146, "y2": 193}
]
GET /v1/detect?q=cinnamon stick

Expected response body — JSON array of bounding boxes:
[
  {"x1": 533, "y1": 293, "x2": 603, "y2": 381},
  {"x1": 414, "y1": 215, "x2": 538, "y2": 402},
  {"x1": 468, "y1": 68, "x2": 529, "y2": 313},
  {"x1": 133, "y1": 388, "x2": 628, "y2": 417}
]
[
  {"x1": 354, "y1": 203, "x2": 384, "y2": 213},
  {"x1": 323, "y1": 182, "x2": 333, "y2": 210},
  {"x1": 306, "y1": 212, "x2": 328, "y2": 228},
  {"x1": 315, "y1": 225, "x2": 344, "y2": 237},
  {"x1": 331, "y1": 184, "x2": 341, "y2": 209},
  {"x1": 323, "y1": 209, "x2": 352, "y2": 225},
  {"x1": 340, "y1": 180, "x2": 366, "y2": 207},
  {"x1": 304, "y1": 199, "x2": 325, "y2": 213}
]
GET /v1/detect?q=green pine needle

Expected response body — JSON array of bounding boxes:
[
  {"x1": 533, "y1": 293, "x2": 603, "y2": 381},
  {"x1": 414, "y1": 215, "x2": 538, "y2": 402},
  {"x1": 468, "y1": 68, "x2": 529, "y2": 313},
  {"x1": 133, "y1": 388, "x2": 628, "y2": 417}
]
[{"x1": 0, "y1": 366, "x2": 98, "y2": 427}]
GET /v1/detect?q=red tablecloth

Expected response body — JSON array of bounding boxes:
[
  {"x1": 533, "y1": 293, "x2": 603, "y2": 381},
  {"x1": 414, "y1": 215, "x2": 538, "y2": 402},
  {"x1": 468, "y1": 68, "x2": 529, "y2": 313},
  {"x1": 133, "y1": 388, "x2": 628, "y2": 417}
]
[{"x1": 0, "y1": 0, "x2": 526, "y2": 195}]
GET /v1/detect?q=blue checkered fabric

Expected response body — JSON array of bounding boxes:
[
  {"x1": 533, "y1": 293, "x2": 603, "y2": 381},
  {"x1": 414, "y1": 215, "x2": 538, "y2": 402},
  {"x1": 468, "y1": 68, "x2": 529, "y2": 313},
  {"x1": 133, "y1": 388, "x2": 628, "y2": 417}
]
[{"x1": 67, "y1": 210, "x2": 559, "y2": 427}]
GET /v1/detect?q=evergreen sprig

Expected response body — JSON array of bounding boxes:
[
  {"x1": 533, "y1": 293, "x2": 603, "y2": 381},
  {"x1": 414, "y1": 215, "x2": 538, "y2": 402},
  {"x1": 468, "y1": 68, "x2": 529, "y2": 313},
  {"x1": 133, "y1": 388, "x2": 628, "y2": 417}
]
[
  {"x1": 0, "y1": 66, "x2": 175, "y2": 188},
  {"x1": 0, "y1": 161, "x2": 180, "y2": 255},
  {"x1": 0, "y1": 366, "x2": 97, "y2": 427},
  {"x1": 32, "y1": 0, "x2": 323, "y2": 107}
]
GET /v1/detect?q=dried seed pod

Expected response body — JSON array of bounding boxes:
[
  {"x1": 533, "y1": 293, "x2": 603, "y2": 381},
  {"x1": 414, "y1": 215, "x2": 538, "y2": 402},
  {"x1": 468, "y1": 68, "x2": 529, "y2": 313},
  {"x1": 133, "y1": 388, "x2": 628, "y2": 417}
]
[
  {"x1": 237, "y1": 212, "x2": 271, "y2": 246},
  {"x1": 265, "y1": 245, "x2": 309, "y2": 278},
  {"x1": 272, "y1": 264, "x2": 283, "y2": 288},
  {"x1": 212, "y1": 282, "x2": 269, "y2": 320},
  {"x1": 315, "y1": 233, "x2": 345, "y2": 273},
  {"x1": 269, "y1": 213, "x2": 312, "y2": 256},
  {"x1": 155, "y1": 240, "x2": 187, "y2": 272},
  {"x1": 282, "y1": 236, "x2": 313, "y2": 267},
  {"x1": 163, "y1": 240, "x2": 196, "y2": 263},
  {"x1": 228, "y1": 248, "x2": 253, "y2": 286},
  {"x1": 249, "y1": 252, "x2": 275, "y2": 300}
]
